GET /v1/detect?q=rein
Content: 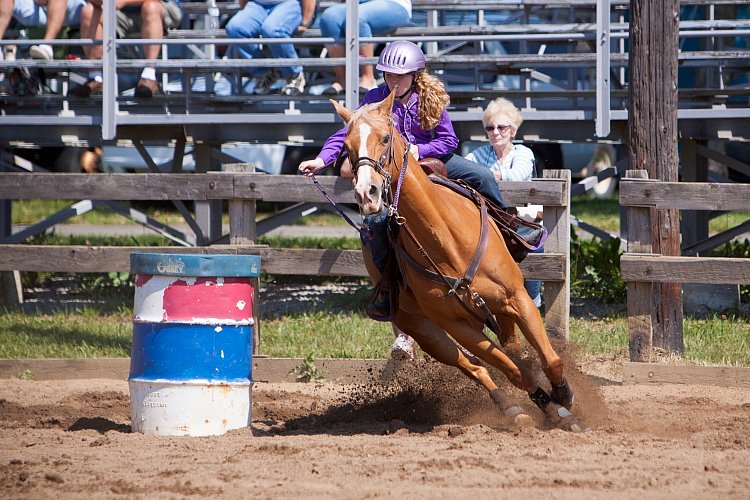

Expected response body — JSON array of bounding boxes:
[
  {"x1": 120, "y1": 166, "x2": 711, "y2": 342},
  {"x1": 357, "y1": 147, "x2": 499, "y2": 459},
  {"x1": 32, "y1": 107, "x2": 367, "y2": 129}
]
[{"x1": 307, "y1": 163, "x2": 372, "y2": 240}]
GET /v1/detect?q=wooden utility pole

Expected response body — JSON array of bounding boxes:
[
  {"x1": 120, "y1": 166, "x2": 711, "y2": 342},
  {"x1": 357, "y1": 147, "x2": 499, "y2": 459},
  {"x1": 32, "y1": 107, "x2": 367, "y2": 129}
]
[{"x1": 628, "y1": 0, "x2": 684, "y2": 355}]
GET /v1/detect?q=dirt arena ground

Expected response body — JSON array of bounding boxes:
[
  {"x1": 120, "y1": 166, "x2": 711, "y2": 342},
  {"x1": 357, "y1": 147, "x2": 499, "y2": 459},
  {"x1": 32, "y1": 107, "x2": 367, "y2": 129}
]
[{"x1": 1, "y1": 355, "x2": 749, "y2": 500}]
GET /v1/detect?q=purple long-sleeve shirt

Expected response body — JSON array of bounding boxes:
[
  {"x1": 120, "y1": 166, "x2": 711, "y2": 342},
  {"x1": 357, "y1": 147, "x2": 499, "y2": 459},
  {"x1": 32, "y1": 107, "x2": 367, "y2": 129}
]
[{"x1": 317, "y1": 85, "x2": 459, "y2": 166}]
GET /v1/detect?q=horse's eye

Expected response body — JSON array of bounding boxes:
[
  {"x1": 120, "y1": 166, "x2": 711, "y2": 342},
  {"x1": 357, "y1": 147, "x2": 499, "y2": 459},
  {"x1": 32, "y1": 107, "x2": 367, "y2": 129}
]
[{"x1": 381, "y1": 134, "x2": 390, "y2": 145}]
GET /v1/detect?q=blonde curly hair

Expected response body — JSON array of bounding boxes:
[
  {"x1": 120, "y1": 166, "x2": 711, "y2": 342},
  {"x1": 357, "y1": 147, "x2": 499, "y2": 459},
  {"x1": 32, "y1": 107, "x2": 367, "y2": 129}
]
[{"x1": 414, "y1": 71, "x2": 450, "y2": 131}]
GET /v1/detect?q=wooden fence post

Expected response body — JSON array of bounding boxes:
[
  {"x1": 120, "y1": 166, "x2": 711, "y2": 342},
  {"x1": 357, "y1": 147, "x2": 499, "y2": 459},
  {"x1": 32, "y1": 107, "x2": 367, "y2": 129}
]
[
  {"x1": 542, "y1": 169, "x2": 570, "y2": 340},
  {"x1": 624, "y1": 170, "x2": 654, "y2": 361},
  {"x1": 224, "y1": 163, "x2": 260, "y2": 354}
]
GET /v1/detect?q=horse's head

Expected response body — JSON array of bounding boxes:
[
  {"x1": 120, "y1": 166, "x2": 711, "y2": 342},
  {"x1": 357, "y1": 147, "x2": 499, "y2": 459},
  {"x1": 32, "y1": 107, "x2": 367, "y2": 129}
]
[{"x1": 331, "y1": 89, "x2": 399, "y2": 215}]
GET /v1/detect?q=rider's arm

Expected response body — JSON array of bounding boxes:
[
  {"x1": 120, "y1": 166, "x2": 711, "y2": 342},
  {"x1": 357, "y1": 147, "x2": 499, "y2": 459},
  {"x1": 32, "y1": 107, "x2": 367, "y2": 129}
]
[{"x1": 414, "y1": 109, "x2": 459, "y2": 159}]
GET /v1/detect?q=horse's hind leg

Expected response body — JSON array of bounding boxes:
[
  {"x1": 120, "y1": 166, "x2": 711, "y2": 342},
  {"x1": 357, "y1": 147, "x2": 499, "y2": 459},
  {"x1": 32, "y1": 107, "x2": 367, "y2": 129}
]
[
  {"x1": 394, "y1": 313, "x2": 532, "y2": 426},
  {"x1": 509, "y1": 294, "x2": 577, "y2": 413}
]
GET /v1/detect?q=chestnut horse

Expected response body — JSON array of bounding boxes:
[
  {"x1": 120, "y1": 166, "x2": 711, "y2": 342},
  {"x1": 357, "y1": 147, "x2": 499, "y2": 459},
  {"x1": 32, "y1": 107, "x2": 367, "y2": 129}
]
[{"x1": 332, "y1": 89, "x2": 586, "y2": 432}]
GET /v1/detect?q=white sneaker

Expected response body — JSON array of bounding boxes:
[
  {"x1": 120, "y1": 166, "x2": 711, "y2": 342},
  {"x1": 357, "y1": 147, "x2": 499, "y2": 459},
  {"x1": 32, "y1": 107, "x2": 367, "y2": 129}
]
[
  {"x1": 391, "y1": 333, "x2": 414, "y2": 361},
  {"x1": 4, "y1": 45, "x2": 16, "y2": 62},
  {"x1": 281, "y1": 71, "x2": 305, "y2": 96},
  {"x1": 30, "y1": 44, "x2": 53, "y2": 61}
]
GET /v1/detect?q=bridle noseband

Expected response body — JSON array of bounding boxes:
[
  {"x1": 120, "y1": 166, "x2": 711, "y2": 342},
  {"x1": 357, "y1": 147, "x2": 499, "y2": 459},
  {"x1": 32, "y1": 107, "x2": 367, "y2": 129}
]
[{"x1": 346, "y1": 117, "x2": 411, "y2": 213}]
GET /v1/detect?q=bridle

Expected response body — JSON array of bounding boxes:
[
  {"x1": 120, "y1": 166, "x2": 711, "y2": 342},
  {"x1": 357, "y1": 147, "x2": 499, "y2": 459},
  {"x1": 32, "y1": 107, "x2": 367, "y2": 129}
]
[{"x1": 347, "y1": 117, "x2": 411, "y2": 218}]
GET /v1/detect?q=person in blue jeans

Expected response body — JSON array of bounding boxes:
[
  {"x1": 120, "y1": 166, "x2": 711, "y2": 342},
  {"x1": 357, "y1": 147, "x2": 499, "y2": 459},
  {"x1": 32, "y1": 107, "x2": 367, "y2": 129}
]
[
  {"x1": 226, "y1": 0, "x2": 316, "y2": 96},
  {"x1": 319, "y1": 0, "x2": 411, "y2": 95},
  {"x1": 300, "y1": 41, "x2": 535, "y2": 320}
]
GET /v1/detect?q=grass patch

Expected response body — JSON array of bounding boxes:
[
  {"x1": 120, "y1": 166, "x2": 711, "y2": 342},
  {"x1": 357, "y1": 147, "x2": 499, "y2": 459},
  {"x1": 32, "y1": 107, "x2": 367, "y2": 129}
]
[
  {"x1": 2, "y1": 304, "x2": 748, "y2": 366},
  {"x1": 0, "y1": 307, "x2": 132, "y2": 358}
]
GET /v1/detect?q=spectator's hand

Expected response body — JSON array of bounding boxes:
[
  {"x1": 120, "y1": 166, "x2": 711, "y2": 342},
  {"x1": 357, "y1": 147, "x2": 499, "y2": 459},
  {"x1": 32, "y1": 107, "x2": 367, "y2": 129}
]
[
  {"x1": 493, "y1": 171, "x2": 503, "y2": 182},
  {"x1": 299, "y1": 157, "x2": 325, "y2": 176},
  {"x1": 34, "y1": 0, "x2": 48, "y2": 7},
  {"x1": 296, "y1": 18, "x2": 313, "y2": 35},
  {"x1": 409, "y1": 144, "x2": 419, "y2": 161}
]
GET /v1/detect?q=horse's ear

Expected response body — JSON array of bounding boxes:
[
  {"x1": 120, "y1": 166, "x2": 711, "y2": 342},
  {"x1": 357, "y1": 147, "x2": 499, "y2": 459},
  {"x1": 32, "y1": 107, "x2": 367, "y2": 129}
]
[
  {"x1": 330, "y1": 99, "x2": 353, "y2": 124},
  {"x1": 376, "y1": 87, "x2": 398, "y2": 120}
]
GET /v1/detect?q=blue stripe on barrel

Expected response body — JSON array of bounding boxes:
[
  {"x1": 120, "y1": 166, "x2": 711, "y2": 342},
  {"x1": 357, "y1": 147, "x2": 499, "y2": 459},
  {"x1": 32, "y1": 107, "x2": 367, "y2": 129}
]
[{"x1": 130, "y1": 323, "x2": 253, "y2": 382}]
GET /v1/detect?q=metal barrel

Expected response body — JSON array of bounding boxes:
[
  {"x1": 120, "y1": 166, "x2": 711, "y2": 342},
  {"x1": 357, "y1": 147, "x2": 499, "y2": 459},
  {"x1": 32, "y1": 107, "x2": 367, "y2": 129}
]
[{"x1": 128, "y1": 253, "x2": 261, "y2": 436}]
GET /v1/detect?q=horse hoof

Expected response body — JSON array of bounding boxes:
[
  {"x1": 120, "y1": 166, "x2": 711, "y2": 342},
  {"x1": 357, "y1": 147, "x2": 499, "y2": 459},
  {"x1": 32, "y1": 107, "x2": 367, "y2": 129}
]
[
  {"x1": 547, "y1": 403, "x2": 590, "y2": 433},
  {"x1": 551, "y1": 377, "x2": 574, "y2": 410},
  {"x1": 504, "y1": 405, "x2": 534, "y2": 429}
]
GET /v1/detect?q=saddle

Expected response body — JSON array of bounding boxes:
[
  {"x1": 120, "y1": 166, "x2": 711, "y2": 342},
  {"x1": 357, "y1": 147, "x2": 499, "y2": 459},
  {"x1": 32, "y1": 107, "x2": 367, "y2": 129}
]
[{"x1": 419, "y1": 158, "x2": 546, "y2": 263}]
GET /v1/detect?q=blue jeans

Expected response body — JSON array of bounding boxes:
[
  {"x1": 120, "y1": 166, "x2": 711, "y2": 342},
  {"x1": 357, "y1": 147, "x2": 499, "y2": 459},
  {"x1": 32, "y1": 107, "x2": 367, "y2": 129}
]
[
  {"x1": 518, "y1": 225, "x2": 543, "y2": 307},
  {"x1": 319, "y1": 0, "x2": 411, "y2": 39},
  {"x1": 440, "y1": 153, "x2": 508, "y2": 209},
  {"x1": 363, "y1": 207, "x2": 390, "y2": 272},
  {"x1": 225, "y1": 0, "x2": 302, "y2": 77},
  {"x1": 13, "y1": 0, "x2": 85, "y2": 27}
]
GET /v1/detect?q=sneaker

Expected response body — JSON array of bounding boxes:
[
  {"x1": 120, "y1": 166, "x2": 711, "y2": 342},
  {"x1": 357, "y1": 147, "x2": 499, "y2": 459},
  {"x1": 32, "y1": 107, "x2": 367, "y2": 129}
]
[
  {"x1": 70, "y1": 78, "x2": 103, "y2": 98},
  {"x1": 252, "y1": 69, "x2": 280, "y2": 95},
  {"x1": 3, "y1": 45, "x2": 16, "y2": 62},
  {"x1": 523, "y1": 227, "x2": 545, "y2": 248},
  {"x1": 30, "y1": 44, "x2": 53, "y2": 61},
  {"x1": 281, "y1": 71, "x2": 305, "y2": 96},
  {"x1": 391, "y1": 333, "x2": 414, "y2": 361},
  {"x1": 134, "y1": 77, "x2": 159, "y2": 98}
]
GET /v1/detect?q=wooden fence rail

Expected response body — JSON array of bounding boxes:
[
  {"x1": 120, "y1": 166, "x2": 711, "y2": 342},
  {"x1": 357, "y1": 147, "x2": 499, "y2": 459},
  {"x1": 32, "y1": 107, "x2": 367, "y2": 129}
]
[
  {"x1": 619, "y1": 170, "x2": 750, "y2": 361},
  {"x1": 0, "y1": 170, "x2": 571, "y2": 339}
]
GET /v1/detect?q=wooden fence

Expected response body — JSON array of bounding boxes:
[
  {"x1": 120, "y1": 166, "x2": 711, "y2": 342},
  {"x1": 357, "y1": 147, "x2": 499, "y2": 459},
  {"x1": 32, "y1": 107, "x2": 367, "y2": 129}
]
[
  {"x1": 0, "y1": 169, "x2": 572, "y2": 343},
  {"x1": 619, "y1": 170, "x2": 750, "y2": 361}
]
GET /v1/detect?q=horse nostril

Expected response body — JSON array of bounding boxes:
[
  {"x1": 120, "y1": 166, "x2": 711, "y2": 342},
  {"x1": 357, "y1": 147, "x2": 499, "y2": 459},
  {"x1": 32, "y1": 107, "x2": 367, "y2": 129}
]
[
  {"x1": 355, "y1": 191, "x2": 363, "y2": 204},
  {"x1": 369, "y1": 185, "x2": 378, "y2": 197}
]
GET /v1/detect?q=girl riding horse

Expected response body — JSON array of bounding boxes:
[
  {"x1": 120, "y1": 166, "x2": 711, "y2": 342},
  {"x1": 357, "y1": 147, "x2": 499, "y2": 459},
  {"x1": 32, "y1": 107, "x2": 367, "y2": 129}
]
[
  {"x1": 299, "y1": 41, "x2": 541, "y2": 319},
  {"x1": 320, "y1": 88, "x2": 586, "y2": 432}
]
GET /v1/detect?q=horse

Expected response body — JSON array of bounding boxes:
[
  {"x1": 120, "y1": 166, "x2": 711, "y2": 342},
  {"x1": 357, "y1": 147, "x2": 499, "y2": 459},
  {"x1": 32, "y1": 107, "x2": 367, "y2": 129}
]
[{"x1": 330, "y1": 88, "x2": 587, "y2": 432}]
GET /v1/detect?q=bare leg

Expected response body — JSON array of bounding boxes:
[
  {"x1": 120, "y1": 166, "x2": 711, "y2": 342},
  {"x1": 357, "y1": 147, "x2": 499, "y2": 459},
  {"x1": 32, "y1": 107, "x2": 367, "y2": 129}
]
[
  {"x1": 359, "y1": 43, "x2": 375, "y2": 89},
  {"x1": 326, "y1": 43, "x2": 345, "y2": 90},
  {"x1": 139, "y1": 0, "x2": 165, "y2": 62},
  {"x1": 0, "y1": 0, "x2": 13, "y2": 40},
  {"x1": 43, "y1": 0, "x2": 68, "y2": 41},
  {"x1": 79, "y1": 2, "x2": 102, "y2": 60}
]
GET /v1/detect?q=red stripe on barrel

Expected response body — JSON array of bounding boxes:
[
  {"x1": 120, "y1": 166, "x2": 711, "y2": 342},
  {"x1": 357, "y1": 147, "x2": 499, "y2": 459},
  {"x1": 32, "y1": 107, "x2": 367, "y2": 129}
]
[{"x1": 162, "y1": 277, "x2": 254, "y2": 322}]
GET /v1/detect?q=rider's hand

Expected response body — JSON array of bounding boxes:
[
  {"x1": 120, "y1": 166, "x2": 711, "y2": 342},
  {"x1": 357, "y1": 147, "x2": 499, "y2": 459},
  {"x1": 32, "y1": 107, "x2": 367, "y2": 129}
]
[
  {"x1": 298, "y1": 157, "x2": 325, "y2": 176},
  {"x1": 409, "y1": 144, "x2": 419, "y2": 161}
]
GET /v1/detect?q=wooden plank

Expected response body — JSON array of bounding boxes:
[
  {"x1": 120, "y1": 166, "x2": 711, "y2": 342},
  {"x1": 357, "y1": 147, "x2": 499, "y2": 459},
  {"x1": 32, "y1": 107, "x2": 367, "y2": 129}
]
[
  {"x1": 0, "y1": 358, "x2": 390, "y2": 384},
  {"x1": 0, "y1": 173, "x2": 566, "y2": 207},
  {"x1": 0, "y1": 173, "x2": 235, "y2": 200},
  {"x1": 624, "y1": 170, "x2": 653, "y2": 362},
  {"x1": 620, "y1": 180, "x2": 750, "y2": 211},
  {"x1": 623, "y1": 362, "x2": 750, "y2": 388},
  {"x1": 621, "y1": 255, "x2": 750, "y2": 284},
  {"x1": 0, "y1": 245, "x2": 565, "y2": 279},
  {"x1": 0, "y1": 358, "x2": 131, "y2": 380},
  {"x1": 541, "y1": 170, "x2": 571, "y2": 340}
]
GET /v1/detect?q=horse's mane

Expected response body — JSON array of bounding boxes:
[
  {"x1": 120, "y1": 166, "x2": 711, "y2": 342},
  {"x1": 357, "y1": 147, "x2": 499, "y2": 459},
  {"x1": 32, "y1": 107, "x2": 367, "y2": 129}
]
[{"x1": 349, "y1": 102, "x2": 390, "y2": 130}]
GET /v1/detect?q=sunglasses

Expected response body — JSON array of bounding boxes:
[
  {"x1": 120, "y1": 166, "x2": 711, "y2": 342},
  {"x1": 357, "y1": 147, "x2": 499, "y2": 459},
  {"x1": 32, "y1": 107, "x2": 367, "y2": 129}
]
[{"x1": 484, "y1": 124, "x2": 512, "y2": 133}]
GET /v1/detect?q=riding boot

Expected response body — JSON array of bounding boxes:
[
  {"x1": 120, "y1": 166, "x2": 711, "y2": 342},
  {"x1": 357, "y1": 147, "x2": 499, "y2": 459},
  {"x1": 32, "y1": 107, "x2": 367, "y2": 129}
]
[{"x1": 366, "y1": 292, "x2": 391, "y2": 320}]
